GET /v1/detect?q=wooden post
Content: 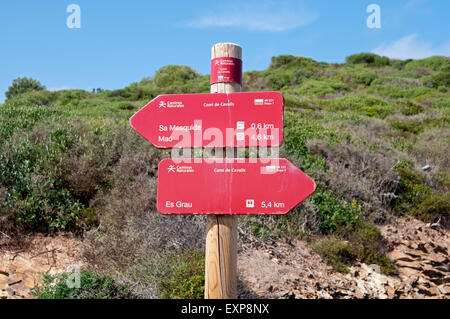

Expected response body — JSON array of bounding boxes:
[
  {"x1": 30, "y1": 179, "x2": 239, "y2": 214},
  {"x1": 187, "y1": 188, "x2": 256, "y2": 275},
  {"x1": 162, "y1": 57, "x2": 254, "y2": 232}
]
[{"x1": 204, "y1": 43, "x2": 241, "y2": 299}]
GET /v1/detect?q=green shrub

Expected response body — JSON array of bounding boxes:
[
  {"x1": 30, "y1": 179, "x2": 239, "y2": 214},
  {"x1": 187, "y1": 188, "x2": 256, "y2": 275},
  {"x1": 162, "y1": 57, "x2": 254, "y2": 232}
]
[
  {"x1": 428, "y1": 72, "x2": 450, "y2": 88},
  {"x1": 325, "y1": 95, "x2": 395, "y2": 118},
  {"x1": 346, "y1": 53, "x2": 390, "y2": 67},
  {"x1": 343, "y1": 221, "x2": 396, "y2": 275},
  {"x1": 390, "y1": 119, "x2": 423, "y2": 134},
  {"x1": 311, "y1": 239, "x2": 355, "y2": 273},
  {"x1": 296, "y1": 79, "x2": 348, "y2": 97},
  {"x1": 267, "y1": 73, "x2": 291, "y2": 90},
  {"x1": 5, "y1": 77, "x2": 46, "y2": 100},
  {"x1": 312, "y1": 190, "x2": 360, "y2": 234},
  {"x1": 371, "y1": 85, "x2": 432, "y2": 99},
  {"x1": 152, "y1": 65, "x2": 205, "y2": 94},
  {"x1": 283, "y1": 95, "x2": 317, "y2": 110},
  {"x1": 353, "y1": 72, "x2": 378, "y2": 86},
  {"x1": 0, "y1": 118, "x2": 133, "y2": 232},
  {"x1": 404, "y1": 56, "x2": 449, "y2": 72},
  {"x1": 48, "y1": 89, "x2": 92, "y2": 105},
  {"x1": 116, "y1": 101, "x2": 136, "y2": 110},
  {"x1": 283, "y1": 111, "x2": 343, "y2": 171},
  {"x1": 31, "y1": 270, "x2": 130, "y2": 299},
  {"x1": 3, "y1": 90, "x2": 51, "y2": 108},
  {"x1": 393, "y1": 166, "x2": 448, "y2": 222},
  {"x1": 312, "y1": 221, "x2": 396, "y2": 275},
  {"x1": 157, "y1": 250, "x2": 205, "y2": 299},
  {"x1": 410, "y1": 192, "x2": 449, "y2": 223},
  {"x1": 398, "y1": 100, "x2": 424, "y2": 116},
  {"x1": 431, "y1": 97, "x2": 450, "y2": 109},
  {"x1": 392, "y1": 59, "x2": 413, "y2": 70},
  {"x1": 269, "y1": 55, "x2": 322, "y2": 70}
]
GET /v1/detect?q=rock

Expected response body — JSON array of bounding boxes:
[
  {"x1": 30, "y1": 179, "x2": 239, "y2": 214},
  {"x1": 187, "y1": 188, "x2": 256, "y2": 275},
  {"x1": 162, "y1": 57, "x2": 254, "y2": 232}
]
[
  {"x1": 417, "y1": 243, "x2": 428, "y2": 253},
  {"x1": 0, "y1": 273, "x2": 9, "y2": 289},
  {"x1": 7, "y1": 274, "x2": 23, "y2": 286},
  {"x1": 418, "y1": 286, "x2": 439, "y2": 297},
  {"x1": 401, "y1": 240, "x2": 412, "y2": 247},
  {"x1": 317, "y1": 290, "x2": 332, "y2": 299},
  {"x1": 13, "y1": 283, "x2": 32, "y2": 298},
  {"x1": 400, "y1": 267, "x2": 420, "y2": 277},
  {"x1": 433, "y1": 245, "x2": 448, "y2": 255},
  {"x1": 33, "y1": 263, "x2": 51, "y2": 274},
  {"x1": 426, "y1": 254, "x2": 448, "y2": 265},
  {"x1": 396, "y1": 260, "x2": 422, "y2": 271},
  {"x1": 422, "y1": 267, "x2": 445, "y2": 279},
  {"x1": 437, "y1": 286, "x2": 448, "y2": 295},
  {"x1": 0, "y1": 290, "x2": 8, "y2": 299},
  {"x1": 5, "y1": 286, "x2": 14, "y2": 297},
  {"x1": 434, "y1": 265, "x2": 449, "y2": 273},
  {"x1": 391, "y1": 251, "x2": 417, "y2": 263},
  {"x1": 404, "y1": 249, "x2": 423, "y2": 259},
  {"x1": 9, "y1": 256, "x2": 33, "y2": 273},
  {"x1": 23, "y1": 272, "x2": 35, "y2": 289},
  {"x1": 386, "y1": 285, "x2": 395, "y2": 298}
]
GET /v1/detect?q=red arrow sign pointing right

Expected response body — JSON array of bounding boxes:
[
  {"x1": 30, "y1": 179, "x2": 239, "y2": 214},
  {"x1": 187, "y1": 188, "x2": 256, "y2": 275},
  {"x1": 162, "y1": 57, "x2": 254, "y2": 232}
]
[{"x1": 157, "y1": 158, "x2": 316, "y2": 215}]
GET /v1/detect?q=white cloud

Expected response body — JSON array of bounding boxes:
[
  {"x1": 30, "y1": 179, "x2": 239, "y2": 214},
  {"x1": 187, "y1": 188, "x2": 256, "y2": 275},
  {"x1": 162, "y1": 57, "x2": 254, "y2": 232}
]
[
  {"x1": 187, "y1": 1, "x2": 318, "y2": 32},
  {"x1": 372, "y1": 34, "x2": 450, "y2": 60}
]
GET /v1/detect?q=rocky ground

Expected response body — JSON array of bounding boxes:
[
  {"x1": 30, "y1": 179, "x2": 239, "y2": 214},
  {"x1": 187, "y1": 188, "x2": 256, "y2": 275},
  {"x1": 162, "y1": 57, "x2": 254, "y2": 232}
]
[
  {"x1": 0, "y1": 234, "x2": 84, "y2": 299},
  {"x1": 0, "y1": 216, "x2": 448, "y2": 299},
  {"x1": 238, "y1": 216, "x2": 449, "y2": 299}
]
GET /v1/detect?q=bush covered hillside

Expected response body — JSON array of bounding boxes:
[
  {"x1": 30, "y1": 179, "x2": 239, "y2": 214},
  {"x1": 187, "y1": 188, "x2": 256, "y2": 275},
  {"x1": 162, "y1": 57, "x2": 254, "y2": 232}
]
[{"x1": 0, "y1": 53, "x2": 449, "y2": 298}]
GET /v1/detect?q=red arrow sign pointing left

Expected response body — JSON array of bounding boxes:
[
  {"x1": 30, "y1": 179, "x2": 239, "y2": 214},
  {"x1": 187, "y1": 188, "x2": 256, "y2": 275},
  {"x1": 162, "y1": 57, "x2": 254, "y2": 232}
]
[
  {"x1": 130, "y1": 91, "x2": 283, "y2": 148},
  {"x1": 157, "y1": 158, "x2": 316, "y2": 215}
]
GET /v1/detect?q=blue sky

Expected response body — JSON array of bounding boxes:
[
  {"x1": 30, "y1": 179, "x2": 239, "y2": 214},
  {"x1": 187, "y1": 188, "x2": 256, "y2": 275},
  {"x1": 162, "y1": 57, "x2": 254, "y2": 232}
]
[{"x1": 0, "y1": 0, "x2": 449, "y2": 102}]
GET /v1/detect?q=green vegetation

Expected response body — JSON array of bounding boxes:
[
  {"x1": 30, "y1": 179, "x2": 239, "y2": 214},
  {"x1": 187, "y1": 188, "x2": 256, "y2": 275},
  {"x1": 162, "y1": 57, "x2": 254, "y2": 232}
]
[
  {"x1": 394, "y1": 164, "x2": 449, "y2": 223},
  {"x1": 1, "y1": 53, "x2": 448, "y2": 297},
  {"x1": 31, "y1": 270, "x2": 130, "y2": 299},
  {"x1": 5, "y1": 77, "x2": 45, "y2": 100},
  {"x1": 157, "y1": 250, "x2": 205, "y2": 299},
  {"x1": 346, "y1": 53, "x2": 390, "y2": 67}
]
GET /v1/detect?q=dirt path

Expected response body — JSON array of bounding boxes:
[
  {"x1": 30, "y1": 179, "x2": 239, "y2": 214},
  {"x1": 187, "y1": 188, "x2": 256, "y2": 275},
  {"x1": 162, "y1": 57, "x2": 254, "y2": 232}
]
[{"x1": 0, "y1": 234, "x2": 84, "y2": 299}]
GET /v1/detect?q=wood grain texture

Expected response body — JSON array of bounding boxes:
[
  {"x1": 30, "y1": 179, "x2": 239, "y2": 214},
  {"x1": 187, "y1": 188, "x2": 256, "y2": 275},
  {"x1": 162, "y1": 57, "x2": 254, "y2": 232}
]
[{"x1": 204, "y1": 43, "x2": 241, "y2": 299}]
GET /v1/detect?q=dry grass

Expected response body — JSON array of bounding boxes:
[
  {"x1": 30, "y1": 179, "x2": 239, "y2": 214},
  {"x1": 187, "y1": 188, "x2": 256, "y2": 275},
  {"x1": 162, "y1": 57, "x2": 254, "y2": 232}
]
[
  {"x1": 84, "y1": 147, "x2": 205, "y2": 297},
  {"x1": 306, "y1": 139, "x2": 401, "y2": 222}
]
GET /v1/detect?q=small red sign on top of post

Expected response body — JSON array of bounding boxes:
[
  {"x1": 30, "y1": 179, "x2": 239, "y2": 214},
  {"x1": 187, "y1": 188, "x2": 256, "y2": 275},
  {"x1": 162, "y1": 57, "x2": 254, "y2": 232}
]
[{"x1": 210, "y1": 57, "x2": 242, "y2": 85}]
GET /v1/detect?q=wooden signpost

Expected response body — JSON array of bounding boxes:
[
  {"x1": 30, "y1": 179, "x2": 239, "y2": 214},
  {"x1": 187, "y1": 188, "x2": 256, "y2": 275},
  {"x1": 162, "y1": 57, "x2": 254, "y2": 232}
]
[{"x1": 130, "y1": 42, "x2": 316, "y2": 299}]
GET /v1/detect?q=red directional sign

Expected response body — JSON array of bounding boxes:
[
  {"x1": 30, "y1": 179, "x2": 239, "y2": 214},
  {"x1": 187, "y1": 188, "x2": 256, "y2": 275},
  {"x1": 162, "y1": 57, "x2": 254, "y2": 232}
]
[
  {"x1": 157, "y1": 158, "x2": 316, "y2": 215},
  {"x1": 130, "y1": 92, "x2": 283, "y2": 148}
]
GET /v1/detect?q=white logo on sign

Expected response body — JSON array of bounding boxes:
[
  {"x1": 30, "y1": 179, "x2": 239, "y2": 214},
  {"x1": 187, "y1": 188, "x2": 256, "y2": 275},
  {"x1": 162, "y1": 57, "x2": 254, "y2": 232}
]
[
  {"x1": 254, "y1": 99, "x2": 264, "y2": 105},
  {"x1": 159, "y1": 101, "x2": 166, "y2": 108},
  {"x1": 168, "y1": 165, "x2": 176, "y2": 172},
  {"x1": 246, "y1": 199, "x2": 254, "y2": 208}
]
